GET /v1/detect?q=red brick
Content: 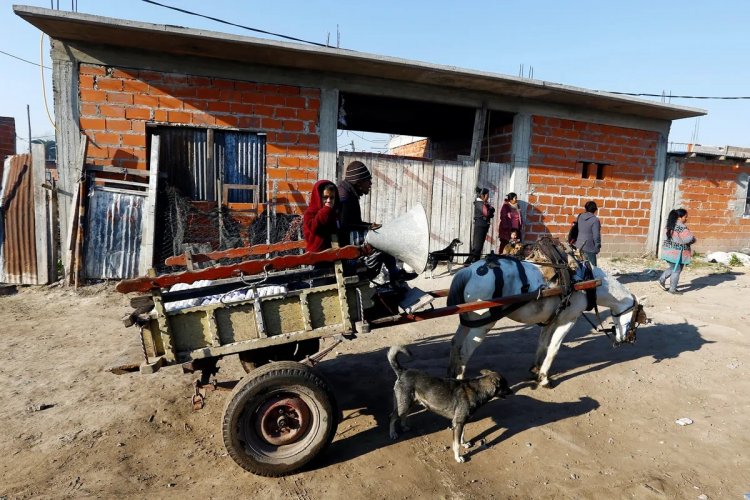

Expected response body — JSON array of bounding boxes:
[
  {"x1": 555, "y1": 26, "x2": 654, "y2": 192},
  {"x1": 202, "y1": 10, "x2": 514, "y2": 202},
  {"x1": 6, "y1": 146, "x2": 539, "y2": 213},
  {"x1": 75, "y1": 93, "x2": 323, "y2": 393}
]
[
  {"x1": 207, "y1": 101, "x2": 231, "y2": 113},
  {"x1": 159, "y1": 96, "x2": 182, "y2": 109},
  {"x1": 168, "y1": 111, "x2": 191, "y2": 124},
  {"x1": 79, "y1": 117, "x2": 105, "y2": 131},
  {"x1": 106, "y1": 92, "x2": 133, "y2": 105},
  {"x1": 125, "y1": 108, "x2": 152, "y2": 120},
  {"x1": 122, "y1": 80, "x2": 149, "y2": 93},
  {"x1": 106, "y1": 119, "x2": 131, "y2": 132},
  {"x1": 96, "y1": 78, "x2": 123, "y2": 91},
  {"x1": 99, "y1": 105, "x2": 126, "y2": 118},
  {"x1": 80, "y1": 89, "x2": 106, "y2": 103},
  {"x1": 196, "y1": 88, "x2": 222, "y2": 99},
  {"x1": 95, "y1": 132, "x2": 120, "y2": 145},
  {"x1": 80, "y1": 65, "x2": 107, "y2": 76},
  {"x1": 122, "y1": 134, "x2": 145, "y2": 147},
  {"x1": 215, "y1": 114, "x2": 240, "y2": 127},
  {"x1": 133, "y1": 94, "x2": 159, "y2": 107}
]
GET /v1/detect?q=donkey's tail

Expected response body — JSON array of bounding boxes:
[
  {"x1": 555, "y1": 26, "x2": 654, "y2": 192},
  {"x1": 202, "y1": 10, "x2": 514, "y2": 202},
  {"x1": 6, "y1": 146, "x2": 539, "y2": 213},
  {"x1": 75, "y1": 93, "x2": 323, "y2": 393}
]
[{"x1": 387, "y1": 345, "x2": 412, "y2": 377}]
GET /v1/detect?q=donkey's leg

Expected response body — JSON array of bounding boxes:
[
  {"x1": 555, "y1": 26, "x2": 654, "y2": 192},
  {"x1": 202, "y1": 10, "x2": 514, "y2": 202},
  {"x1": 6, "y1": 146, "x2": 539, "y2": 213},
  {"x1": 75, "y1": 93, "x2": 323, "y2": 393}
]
[
  {"x1": 537, "y1": 320, "x2": 576, "y2": 387},
  {"x1": 449, "y1": 325, "x2": 492, "y2": 379},
  {"x1": 448, "y1": 324, "x2": 470, "y2": 378},
  {"x1": 532, "y1": 324, "x2": 555, "y2": 377}
]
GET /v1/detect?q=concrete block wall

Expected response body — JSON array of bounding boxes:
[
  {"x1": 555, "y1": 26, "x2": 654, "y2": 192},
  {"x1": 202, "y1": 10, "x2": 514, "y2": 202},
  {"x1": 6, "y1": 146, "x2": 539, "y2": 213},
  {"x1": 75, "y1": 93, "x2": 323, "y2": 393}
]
[
  {"x1": 77, "y1": 64, "x2": 321, "y2": 214},
  {"x1": 672, "y1": 157, "x2": 750, "y2": 252},
  {"x1": 525, "y1": 116, "x2": 660, "y2": 256},
  {"x1": 0, "y1": 116, "x2": 16, "y2": 165}
]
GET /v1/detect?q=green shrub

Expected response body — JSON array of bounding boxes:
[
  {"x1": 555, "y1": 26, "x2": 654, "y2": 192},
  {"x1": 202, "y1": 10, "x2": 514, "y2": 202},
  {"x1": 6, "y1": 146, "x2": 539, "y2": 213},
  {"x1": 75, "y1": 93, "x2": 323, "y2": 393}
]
[{"x1": 728, "y1": 254, "x2": 743, "y2": 267}]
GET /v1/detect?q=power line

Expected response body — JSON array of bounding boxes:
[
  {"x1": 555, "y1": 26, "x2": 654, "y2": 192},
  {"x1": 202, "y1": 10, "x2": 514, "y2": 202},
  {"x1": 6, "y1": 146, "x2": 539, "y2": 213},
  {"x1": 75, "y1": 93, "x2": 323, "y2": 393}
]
[
  {"x1": 141, "y1": 0, "x2": 330, "y2": 48},
  {"x1": 0, "y1": 48, "x2": 51, "y2": 69}
]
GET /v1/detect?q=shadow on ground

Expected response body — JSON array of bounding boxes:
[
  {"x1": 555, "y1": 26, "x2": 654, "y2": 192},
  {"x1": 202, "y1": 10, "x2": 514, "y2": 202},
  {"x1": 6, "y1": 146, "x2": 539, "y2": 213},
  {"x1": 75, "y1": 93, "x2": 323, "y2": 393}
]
[{"x1": 311, "y1": 315, "x2": 709, "y2": 469}]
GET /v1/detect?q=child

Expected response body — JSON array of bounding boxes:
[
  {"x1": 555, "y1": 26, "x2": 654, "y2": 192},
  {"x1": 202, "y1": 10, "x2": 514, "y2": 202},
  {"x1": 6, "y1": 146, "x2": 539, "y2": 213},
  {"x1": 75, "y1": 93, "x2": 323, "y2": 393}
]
[
  {"x1": 303, "y1": 180, "x2": 340, "y2": 253},
  {"x1": 502, "y1": 229, "x2": 524, "y2": 257}
]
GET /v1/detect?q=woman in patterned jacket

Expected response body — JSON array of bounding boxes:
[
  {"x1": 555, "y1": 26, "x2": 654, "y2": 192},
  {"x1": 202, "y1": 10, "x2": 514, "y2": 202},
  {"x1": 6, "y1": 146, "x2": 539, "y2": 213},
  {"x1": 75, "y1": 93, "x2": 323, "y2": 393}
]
[{"x1": 658, "y1": 208, "x2": 696, "y2": 294}]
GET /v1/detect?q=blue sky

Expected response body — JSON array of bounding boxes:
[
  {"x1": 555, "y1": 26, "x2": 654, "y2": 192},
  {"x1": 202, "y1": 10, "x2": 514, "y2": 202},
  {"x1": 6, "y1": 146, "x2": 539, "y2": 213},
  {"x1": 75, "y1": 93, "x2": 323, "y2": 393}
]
[{"x1": 2, "y1": 0, "x2": 749, "y2": 153}]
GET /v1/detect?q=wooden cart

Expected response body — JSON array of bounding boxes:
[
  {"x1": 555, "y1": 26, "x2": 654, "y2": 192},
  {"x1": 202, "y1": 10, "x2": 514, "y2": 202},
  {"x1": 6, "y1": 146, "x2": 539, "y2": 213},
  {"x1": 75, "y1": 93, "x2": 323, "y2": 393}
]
[{"x1": 117, "y1": 242, "x2": 600, "y2": 477}]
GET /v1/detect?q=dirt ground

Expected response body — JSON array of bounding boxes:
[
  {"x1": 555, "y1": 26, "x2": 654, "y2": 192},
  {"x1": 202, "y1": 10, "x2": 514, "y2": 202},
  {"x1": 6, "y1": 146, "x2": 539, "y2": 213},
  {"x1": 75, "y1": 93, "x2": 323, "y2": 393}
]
[{"x1": 1, "y1": 257, "x2": 749, "y2": 499}]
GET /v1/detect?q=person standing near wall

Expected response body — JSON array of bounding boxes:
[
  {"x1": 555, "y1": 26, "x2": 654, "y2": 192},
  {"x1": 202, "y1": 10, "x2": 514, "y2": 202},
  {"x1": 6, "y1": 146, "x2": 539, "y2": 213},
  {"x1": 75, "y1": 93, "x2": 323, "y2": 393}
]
[
  {"x1": 573, "y1": 200, "x2": 602, "y2": 266},
  {"x1": 658, "y1": 208, "x2": 696, "y2": 294},
  {"x1": 466, "y1": 187, "x2": 495, "y2": 264},
  {"x1": 498, "y1": 192, "x2": 522, "y2": 253}
]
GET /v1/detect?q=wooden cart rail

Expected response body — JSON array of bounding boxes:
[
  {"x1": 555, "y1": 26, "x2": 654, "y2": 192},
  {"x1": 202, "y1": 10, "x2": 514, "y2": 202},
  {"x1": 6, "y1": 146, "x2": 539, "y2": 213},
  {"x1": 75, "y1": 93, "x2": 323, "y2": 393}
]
[
  {"x1": 116, "y1": 246, "x2": 362, "y2": 293},
  {"x1": 164, "y1": 240, "x2": 306, "y2": 267},
  {"x1": 371, "y1": 279, "x2": 601, "y2": 327}
]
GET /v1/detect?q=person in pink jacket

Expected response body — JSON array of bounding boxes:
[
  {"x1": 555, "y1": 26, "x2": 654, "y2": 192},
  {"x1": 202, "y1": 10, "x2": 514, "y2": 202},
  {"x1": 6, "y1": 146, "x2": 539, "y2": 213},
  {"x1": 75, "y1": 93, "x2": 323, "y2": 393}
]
[
  {"x1": 657, "y1": 208, "x2": 696, "y2": 294},
  {"x1": 498, "y1": 192, "x2": 522, "y2": 253}
]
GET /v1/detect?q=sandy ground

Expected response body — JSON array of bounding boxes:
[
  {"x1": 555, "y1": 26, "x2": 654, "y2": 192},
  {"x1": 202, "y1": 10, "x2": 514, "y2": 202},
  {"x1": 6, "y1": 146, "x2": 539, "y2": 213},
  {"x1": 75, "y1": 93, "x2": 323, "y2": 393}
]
[{"x1": 1, "y1": 257, "x2": 749, "y2": 499}]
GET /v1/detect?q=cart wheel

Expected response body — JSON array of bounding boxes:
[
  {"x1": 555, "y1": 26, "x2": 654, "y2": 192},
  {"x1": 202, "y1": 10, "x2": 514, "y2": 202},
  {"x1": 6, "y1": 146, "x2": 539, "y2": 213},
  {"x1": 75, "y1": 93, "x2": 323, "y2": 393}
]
[
  {"x1": 238, "y1": 339, "x2": 320, "y2": 373},
  {"x1": 222, "y1": 361, "x2": 338, "y2": 477}
]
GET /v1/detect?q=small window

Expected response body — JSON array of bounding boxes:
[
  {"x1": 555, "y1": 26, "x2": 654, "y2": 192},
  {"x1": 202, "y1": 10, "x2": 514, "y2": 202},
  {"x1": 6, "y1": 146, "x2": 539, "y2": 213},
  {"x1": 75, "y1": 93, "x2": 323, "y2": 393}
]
[
  {"x1": 579, "y1": 161, "x2": 609, "y2": 180},
  {"x1": 745, "y1": 181, "x2": 750, "y2": 217}
]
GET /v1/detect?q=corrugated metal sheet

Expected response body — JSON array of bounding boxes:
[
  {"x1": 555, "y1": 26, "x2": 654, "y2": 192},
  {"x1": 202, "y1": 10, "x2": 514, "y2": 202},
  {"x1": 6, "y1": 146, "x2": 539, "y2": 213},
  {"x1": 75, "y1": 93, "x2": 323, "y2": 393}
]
[
  {"x1": 0, "y1": 154, "x2": 38, "y2": 284},
  {"x1": 84, "y1": 188, "x2": 145, "y2": 279},
  {"x1": 157, "y1": 127, "x2": 212, "y2": 201},
  {"x1": 339, "y1": 153, "x2": 511, "y2": 254},
  {"x1": 217, "y1": 131, "x2": 266, "y2": 203}
]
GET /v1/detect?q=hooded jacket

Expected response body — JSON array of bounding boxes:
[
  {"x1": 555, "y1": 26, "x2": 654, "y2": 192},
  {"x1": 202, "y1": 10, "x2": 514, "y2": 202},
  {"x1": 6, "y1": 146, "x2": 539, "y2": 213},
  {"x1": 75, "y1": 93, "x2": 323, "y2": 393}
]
[
  {"x1": 303, "y1": 180, "x2": 340, "y2": 253},
  {"x1": 573, "y1": 212, "x2": 601, "y2": 254}
]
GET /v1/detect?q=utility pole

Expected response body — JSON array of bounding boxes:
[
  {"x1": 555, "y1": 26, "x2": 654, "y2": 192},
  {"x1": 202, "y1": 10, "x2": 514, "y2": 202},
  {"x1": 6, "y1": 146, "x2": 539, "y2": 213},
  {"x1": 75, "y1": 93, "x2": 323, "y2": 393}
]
[{"x1": 27, "y1": 104, "x2": 32, "y2": 153}]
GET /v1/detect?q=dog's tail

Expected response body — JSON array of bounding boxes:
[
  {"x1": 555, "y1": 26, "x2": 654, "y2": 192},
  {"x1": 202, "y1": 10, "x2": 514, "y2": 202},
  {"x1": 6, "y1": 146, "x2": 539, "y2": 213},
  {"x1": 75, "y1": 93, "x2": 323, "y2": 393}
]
[{"x1": 387, "y1": 345, "x2": 411, "y2": 377}]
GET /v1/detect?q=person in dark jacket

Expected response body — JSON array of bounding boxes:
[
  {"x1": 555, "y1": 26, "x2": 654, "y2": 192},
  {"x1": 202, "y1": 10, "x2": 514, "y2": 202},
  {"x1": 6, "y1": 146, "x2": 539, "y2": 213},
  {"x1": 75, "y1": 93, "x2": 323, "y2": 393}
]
[
  {"x1": 573, "y1": 200, "x2": 602, "y2": 266},
  {"x1": 337, "y1": 160, "x2": 379, "y2": 245},
  {"x1": 498, "y1": 192, "x2": 522, "y2": 253},
  {"x1": 337, "y1": 160, "x2": 412, "y2": 283},
  {"x1": 303, "y1": 180, "x2": 340, "y2": 253},
  {"x1": 466, "y1": 187, "x2": 495, "y2": 264}
]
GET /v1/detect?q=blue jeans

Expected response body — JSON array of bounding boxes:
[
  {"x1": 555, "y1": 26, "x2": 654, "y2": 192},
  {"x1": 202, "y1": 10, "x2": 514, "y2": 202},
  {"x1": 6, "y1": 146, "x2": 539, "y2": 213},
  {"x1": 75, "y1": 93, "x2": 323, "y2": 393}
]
[{"x1": 659, "y1": 263, "x2": 684, "y2": 292}]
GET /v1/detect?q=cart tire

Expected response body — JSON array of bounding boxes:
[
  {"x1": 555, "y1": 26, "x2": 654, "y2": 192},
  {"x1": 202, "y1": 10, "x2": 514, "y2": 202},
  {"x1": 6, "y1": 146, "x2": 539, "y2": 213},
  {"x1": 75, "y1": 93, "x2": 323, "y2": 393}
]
[
  {"x1": 222, "y1": 361, "x2": 338, "y2": 476},
  {"x1": 238, "y1": 339, "x2": 320, "y2": 373}
]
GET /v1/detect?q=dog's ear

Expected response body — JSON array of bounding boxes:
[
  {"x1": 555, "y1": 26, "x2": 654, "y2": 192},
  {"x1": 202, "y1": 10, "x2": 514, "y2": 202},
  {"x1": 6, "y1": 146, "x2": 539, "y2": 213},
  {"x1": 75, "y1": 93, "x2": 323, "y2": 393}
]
[{"x1": 479, "y1": 369, "x2": 494, "y2": 376}]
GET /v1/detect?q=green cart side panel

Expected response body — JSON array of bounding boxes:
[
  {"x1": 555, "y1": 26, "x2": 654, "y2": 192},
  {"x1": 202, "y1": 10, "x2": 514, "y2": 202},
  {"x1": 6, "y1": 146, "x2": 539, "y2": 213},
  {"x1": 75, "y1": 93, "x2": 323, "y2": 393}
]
[
  {"x1": 308, "y1": 289, "x2": 342, "y2": 329},
  {"x1": 170, "y1": 311, "x2": 213, "y2": 352},
  {"x1": 262, "y1": 297, "x2": 305, "y2": 336},
  {"x1": 143, "y1": 318, "x2": 165, "y2": 357},
  {"x1": 215, "y1": 304, "x2": 259, "y2": 343}
]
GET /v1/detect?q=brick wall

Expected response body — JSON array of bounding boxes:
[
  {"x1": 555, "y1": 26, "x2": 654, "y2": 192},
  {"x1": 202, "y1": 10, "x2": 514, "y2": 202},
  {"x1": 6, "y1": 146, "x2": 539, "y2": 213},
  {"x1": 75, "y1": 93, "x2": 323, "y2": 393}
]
[
  {"x1": 673, "y1": 158, "x2": 750, "y2": 252},
  {"x1": 389, "y1": 138, "x2": 430, "y2": 158},
  {"x1": 525, "y1": 116, "x2": 659, "y2": 256},
  {"x1": 77, "y1": 64, "x2": 321, "y2": 215},
  {"x1": 0, "y1": 116, "x2": 16, "y2": 166}
]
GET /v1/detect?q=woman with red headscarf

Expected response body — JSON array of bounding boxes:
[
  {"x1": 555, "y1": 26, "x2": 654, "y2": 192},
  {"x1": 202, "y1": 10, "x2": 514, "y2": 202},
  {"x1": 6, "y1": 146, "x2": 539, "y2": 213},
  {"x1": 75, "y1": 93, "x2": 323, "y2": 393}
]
[{"x1": 303, "y1": 180, "x2": 340, "y2": 253}]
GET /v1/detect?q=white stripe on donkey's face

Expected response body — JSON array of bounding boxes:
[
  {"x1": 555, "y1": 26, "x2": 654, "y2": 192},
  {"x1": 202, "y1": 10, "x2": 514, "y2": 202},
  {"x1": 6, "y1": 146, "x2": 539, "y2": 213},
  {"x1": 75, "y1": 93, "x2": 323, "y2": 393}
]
[{"x1": 448, "y1": 259, "x2": 642, "y2": 388}]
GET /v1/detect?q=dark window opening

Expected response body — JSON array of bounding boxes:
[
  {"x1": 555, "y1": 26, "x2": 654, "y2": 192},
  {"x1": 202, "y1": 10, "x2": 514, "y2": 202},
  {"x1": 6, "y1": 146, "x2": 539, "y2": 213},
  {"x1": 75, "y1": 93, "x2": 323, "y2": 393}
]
[{"x1": 148, "y1": 125, "x2": 267, "y2": 266}]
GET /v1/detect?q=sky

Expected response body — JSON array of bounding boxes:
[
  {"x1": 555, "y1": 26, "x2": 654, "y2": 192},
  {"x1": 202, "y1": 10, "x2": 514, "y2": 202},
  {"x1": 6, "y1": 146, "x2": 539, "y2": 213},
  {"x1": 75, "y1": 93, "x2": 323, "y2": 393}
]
[{"x1": 2, "y1": 0, "x2": 749, "y2": 154}]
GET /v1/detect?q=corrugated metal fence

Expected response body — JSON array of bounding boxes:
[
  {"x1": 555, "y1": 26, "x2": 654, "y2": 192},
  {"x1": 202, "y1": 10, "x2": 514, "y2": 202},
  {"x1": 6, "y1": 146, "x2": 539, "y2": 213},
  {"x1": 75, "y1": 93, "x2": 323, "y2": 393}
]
[{"x1": 338, "y1": 153, "x2": 511, "y2": 255}]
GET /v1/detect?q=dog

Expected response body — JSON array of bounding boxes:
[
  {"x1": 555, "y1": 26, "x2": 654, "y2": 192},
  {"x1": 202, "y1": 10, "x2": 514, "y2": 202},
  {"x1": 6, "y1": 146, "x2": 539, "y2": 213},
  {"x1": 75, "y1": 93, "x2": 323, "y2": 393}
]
[
  {"x1": 388, "y1": 345, "x2": 512, "y2": 463},
  {"x1": 426, "y1": 238, "x2": 462, "y2": 278}
]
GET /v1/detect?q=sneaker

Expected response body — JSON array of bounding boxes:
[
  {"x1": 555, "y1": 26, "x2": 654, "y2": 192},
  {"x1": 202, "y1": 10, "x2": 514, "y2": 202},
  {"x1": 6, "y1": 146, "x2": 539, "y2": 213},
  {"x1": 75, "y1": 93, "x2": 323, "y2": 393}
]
[
  {"x1": 667, "y1": 289, "x2": 682, "y2": 295},
  {"x1": 657, "y1": 281, "x2": 668, "y2": 291}
]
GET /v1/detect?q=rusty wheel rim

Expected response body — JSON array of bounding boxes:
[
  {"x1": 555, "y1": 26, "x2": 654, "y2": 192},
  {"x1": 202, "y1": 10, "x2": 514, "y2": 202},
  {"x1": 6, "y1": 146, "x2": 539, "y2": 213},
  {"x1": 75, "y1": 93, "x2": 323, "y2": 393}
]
[{"x1": 255, "y1": 395, "x2": 311, "y2": 446}]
